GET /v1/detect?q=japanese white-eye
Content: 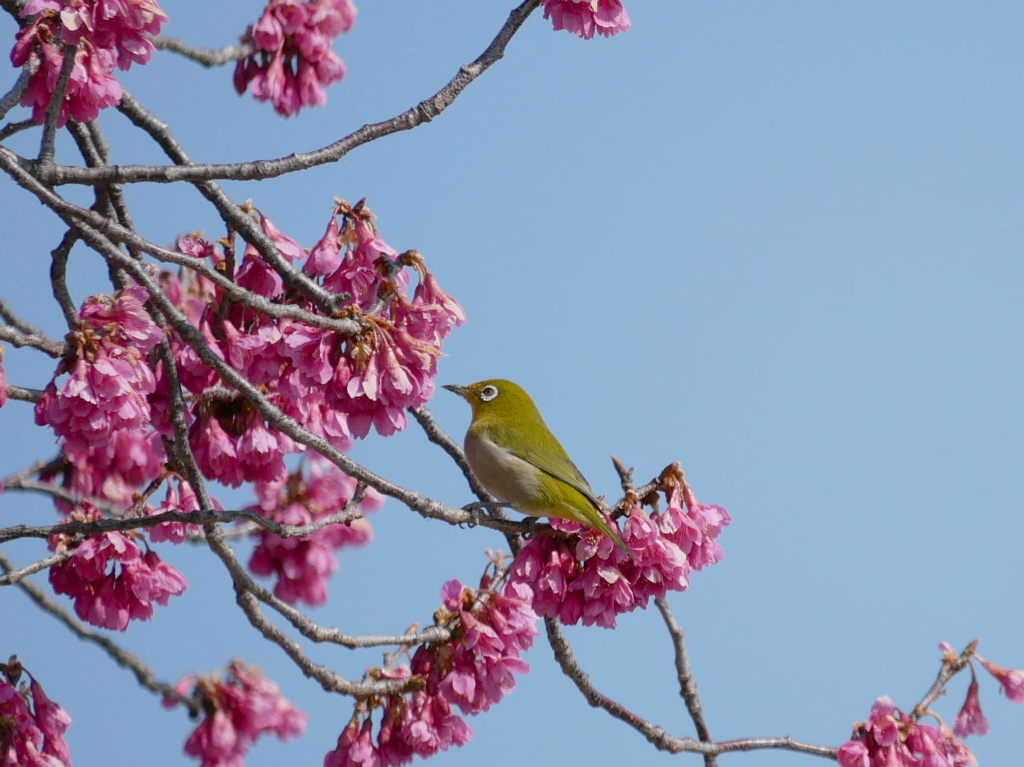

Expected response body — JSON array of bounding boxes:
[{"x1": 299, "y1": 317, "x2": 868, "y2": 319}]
[{"x1": 443, "y1": 379, "x2": 631, "y2": 556}]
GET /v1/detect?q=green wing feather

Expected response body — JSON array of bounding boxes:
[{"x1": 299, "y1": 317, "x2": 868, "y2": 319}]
[{"x1": 484, "y1": 422, "x2": 632, "y2": 557}]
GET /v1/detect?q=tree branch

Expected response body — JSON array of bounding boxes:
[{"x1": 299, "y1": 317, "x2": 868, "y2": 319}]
[
  {"x1": 0, "y1": 551, "x2": 201, "y2": 714},
  {"x1": 37, "y1": 44, "x2": 76, "y2": 164},
  {"x1": 655, "y1": 597, "x2": 716, "y2": 767},
  {"x1": 28, "y1": 0, "x2": 544, "y2": 187},
  {"x1": 151, "y1": 35, "x2": 253, "y2": 67},
  {"x1": 0, "y1": 324, "x2": 65, "y2": 357}
]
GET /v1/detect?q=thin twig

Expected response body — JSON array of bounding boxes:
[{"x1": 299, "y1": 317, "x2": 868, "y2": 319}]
[
  {"x1": 0, "y1": 68, "x2": 30, "y2": 122},
  {"x1": 37, "y1": 43, "x2": 76, "y2": 164},
  {"x1": 0, "y1": 118, "x2": 36, "y2": 140},
  {"x1": 5, "y1": 384, "x2": 44, "y2": 403},
  {"x1": 0, "y1": 551, "x2": 201, "y2": 714},
  {"x1": 49, "y1": 228, "x2": 80, "y2": 328},
  {"x1": 410, "y1": 406, "x2": 495, "y2": 503},
  {"x1": 0, "y1": 324, "x2": 65, "y2": 357},
  {"x1": 911, "y1": 640, "x2": 978, "y2": 720},
  {"x1": 656, "y1": 598, "x2": 716, "y2": 766},
  {"x1": 29, "y1": 0, "x2": 545, "y2": 187},
  {"x1": 0, "y1": 296, "x2": 46, "y2": 336},
  {"x1": 543, "y1": 618, "x2": 837, "y2": 759},
  {"x1": 0, "y1": 550, "x2": 72, "y2": 586},
  {"x1": 151, "y1": 36, "x2": 253, "y2": 67}
]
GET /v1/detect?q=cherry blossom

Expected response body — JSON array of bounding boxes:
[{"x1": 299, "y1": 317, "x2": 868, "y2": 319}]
[
  {"x1": 542, "y1": 0, "x2": 631, "y2": 39},
  {"x1": 953, "y1": 676, "x2": 990, "y2": 738},
  {"x1": 248, "y1": 456, "x2": 382, "y2": 605},
  {"x1": 0, "y1": 659, "x2": 72, "y2": 767},
  {"x1": 979, "y1": 658, "x2": 1024, "y2": 704},
  {"x1": 11, "y1": 0, "x2": 168, "y2": 125},
  {"x1": 509, "y1": 478, "x2": 729, "y2": 628},
  {"x1": 235, "y1": 0, "x2": 356, "y2": 116},
  {"x1": 48, "y1": 502, "x2": 188, "y2": 630},
  {"x1": 166, "y1": 661, "x2": 307, "y2": 767}
]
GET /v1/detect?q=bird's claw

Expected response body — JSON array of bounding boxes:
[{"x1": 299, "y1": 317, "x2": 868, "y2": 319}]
[{"x1": 460, "y1": 501, "x2": 510, "y2": 528}]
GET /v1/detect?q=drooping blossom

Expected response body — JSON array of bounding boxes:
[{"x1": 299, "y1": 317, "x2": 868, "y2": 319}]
[
  {"x1": 324, "y1": 570, "x2": 535, "y2": 766},
  {"x1": 542, "y1": 0, "x2": 631, "y2": 39},
  {"x1": 248, "y1": 456, "x2": 383, "y2": 605},
  {"x1": 234, "y1": 0, "x2": 356, "y2": 116},
  {"x1": 35, "y1": 286, "x2": 161, "y2": 455},
  {"x1": 162, "y1": 198, "x2": 463, "y2": 464},
  {"x1": 838, "y1": 696, "x2": 976, "y2": 767},
  {"x1": 148, "y1": 475, "x2": 221, "y2": 544},
  {"x1": 11, "y1": 0, "x2": 168, "y2": 125},
  {"x1": 166, "y1": 661, "x2": 307, "y2": 767},
  {"x1": 0, "y1": 658, "x2": 72, "y2": 767},
  {"x1": 509, "y1": 469, "x2": 730, "y2": 628},
  {"x1": 953, "y1": 676, "x2": 990, "y2": 737},
  {"x1": 979, "y1": 658, "x2": 1024, "y2": 703},
  {"x1": 48, "y1": 502, "x2": 188, "y2": 630}
]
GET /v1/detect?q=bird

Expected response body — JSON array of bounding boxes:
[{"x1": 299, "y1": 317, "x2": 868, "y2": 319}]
[{"x1": 443, "y1": 379, "x2": 631, "y2": 557}]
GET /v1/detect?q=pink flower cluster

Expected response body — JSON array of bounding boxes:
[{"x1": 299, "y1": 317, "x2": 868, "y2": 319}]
[
  {"x1": 0, "y1": 659, "x2": 72, "y2": 767},
  {"x1": 510, "y1": 480, "x2": 730, "y2": 628},
  {"x1": 837, "y1": 697, "x2": 975, "y2": 767},
  {"x1": 35, "y1": 286, "x2": 167, "y2": 505},
  {"x1": 11, "y1": 0, "x2": 168, "y2": 125},
  {"x1": 160, "y1": 199, "x2": 462, "y2": 490},
  {"x1": 248, "y1": 456, "x2": 383, "y2": 605},
  {"x1": 147, "y1": 474, "x2": 219, "y2": 544},
  {"x1": 48, "y1": 502, "x2": 188, "y2": 630},
  {"x1": 166, "y1": 660, "x2": 307, "y2": 767},
  {"x1": 542, "y1": 0, "x2": 631, "y2": 39},
  {"x1": 324, "y1": 574, "x2": 537, "y2": 766},
  {"x1": 235, "y1": 0, "x2": 356, "y2": 116}
]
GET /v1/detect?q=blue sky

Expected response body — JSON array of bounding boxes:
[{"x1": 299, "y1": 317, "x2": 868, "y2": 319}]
[{"x1": 2, "y1": 2, "x2": 1023, "y2": 765}]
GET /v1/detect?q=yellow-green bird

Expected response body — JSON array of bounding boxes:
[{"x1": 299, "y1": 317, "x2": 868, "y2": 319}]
[{"x1": 443, "y1": 379, "x2": 631, "y2": 556}]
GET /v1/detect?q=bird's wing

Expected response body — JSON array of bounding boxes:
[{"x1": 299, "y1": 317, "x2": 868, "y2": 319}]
[{"x1": 486, "y1": 422, "x2": 602, "y2": 509}]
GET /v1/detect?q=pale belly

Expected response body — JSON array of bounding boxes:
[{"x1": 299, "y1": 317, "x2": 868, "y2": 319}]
[{"x1": 464, "y1": 431, "x2": 546, "y2": 517}]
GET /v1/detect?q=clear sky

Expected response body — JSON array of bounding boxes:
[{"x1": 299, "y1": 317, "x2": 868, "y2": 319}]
[{"x1": 2, "y1": 2, "x2": 1023, "y2": 766}]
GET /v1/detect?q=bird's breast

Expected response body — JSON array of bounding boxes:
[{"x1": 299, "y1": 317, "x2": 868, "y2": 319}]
[{"x1": 464, "y1": 430, "x2": 545, "y2": 515}]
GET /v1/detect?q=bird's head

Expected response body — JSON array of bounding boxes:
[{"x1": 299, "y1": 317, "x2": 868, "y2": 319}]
[{"x1": 442, "y1": 379, "x2": 539, "y2": 422}]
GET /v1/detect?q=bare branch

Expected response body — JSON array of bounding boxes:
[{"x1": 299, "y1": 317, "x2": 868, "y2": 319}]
[
  {"x1": 544, "y1": 618, "x2": 837, "y2": 760},
  {"x1": 38, "y1": 44, "x2": 76, "y2": 164},
  {"x1": 0, "y1": 550, "x2": 72, "y2": 586},
  {"x1": 411, "y1": 406, "x2": 496, "y2": 504},
  {"x1": 49, "y1": 228, "x2": 81, "y2": 328},
  {"x1": 912, "y1": 640, "x2": 978, "y2": 720},
  {"x1": 0, "y1": 550, "x2": 201, "y2": 714},
  {"x1": 0, "y1": 68, "x2": 29, "y2": 122},
  {"x1": 0, "y1": 324, "x2": 65, "y2": 357},
  {"x1": 151, "y1": 36, "x2": 253, "y2": 67},
  {"x1": 0, "y1": 118, "x2": 36, "y2": 140},
  {"x1": 5, "y1": 384, "x2": 44, "y2": 402},
  {"x1": 0, "y1": 296, "x2": 47, "y2": 336},
  {"x1": 655, "y1": 598, "x2": 716, "y2": 767},
  {"x1": 28, "y1": 0, "x2": 545, "y2": 187}
]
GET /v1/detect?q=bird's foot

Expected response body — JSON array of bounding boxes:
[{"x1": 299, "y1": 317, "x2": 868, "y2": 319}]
[{"x1": 460, "y1": 501, "x2": 513, "y2": 527}]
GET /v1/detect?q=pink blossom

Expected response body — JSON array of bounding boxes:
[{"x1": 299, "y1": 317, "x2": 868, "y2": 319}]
[
  {"x1": 235, "y1": 0, "x2": 356, "y2": 116},
  {"x1": 325, "y1": 718, "x2": 382, "y2": 767},
  {"x1": 169, "y1": 661, "x2": 307, "y2": 767},
  {"x1": 509, "y1": 481, "x2": 729, "y2": 628},
  {"x1": 49, "y1": 503, "x2": 187, "y2": 630},
  {"x1": 248, "y1": 457, "x2": 381, "y2": 605},
  {"x1": 79, "y1": 286, "x2": 162, "y2": 353},
  {"x1": 12, "y1": 0, "x2": 167, "y2": 125},
  {"x1": 148, "y1": 476, "x2": 219, "y2": 544},
  {"x1": 840, "y1": 696, "x2": 977, "y2": 767},
  {"x1": 979, "y1": 658, "x2": 1024, "y2": 703},
  {"x1": 0, "y1": 660, "x2": 73, "y2": 767},
  {"x1": 543, "y1": 0, "x2": 631, "y2": 39},
  {"x1": 953, "y1": 676, "x2": 989, "y2": 737}
]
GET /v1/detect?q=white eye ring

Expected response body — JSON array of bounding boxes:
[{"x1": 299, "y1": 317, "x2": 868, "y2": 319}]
[{"x1": 479, "y1": 385, "x2": 499, "y2": 402}]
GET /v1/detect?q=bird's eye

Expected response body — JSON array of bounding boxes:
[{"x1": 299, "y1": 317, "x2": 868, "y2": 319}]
[{"x1": 479, "y1": 385, "x2": 499, "y2": 402}]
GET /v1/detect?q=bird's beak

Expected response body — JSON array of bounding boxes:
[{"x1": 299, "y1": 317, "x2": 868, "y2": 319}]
[{"x1": 442, "y1": 384, "x2": 470, "y2": 400}]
